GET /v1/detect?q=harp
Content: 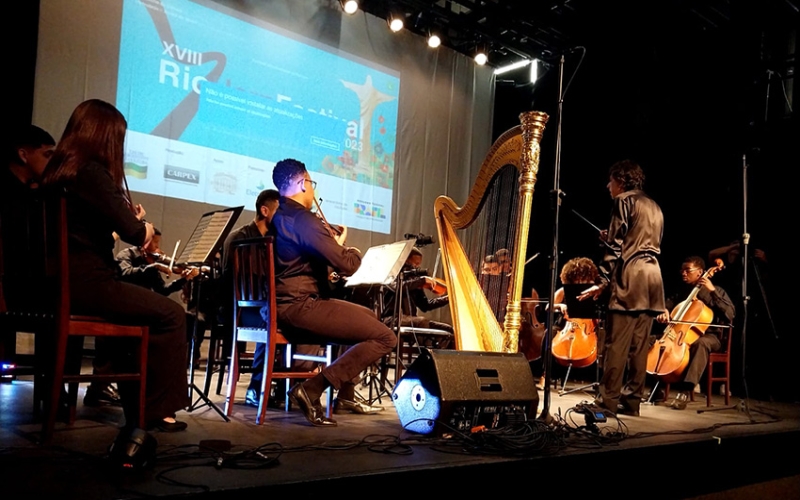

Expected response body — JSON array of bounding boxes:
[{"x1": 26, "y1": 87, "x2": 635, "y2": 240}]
[{"x1": 434, "y1": 111, "x2": 549, "y2": 353}]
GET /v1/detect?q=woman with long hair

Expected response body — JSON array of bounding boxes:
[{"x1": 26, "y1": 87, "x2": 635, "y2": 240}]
[{"x1": 42, "y1": 99, "x2": 189, "y2": 432}]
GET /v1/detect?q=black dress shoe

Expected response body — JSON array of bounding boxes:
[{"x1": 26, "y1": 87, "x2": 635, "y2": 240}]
[
  {"x1": 592, "y1": 397, "x2": 617, "y2": 415},
  {"x1": 333, "y1": 398, "x2": 384, "y2": 415},
  {"x1": 287, "y1": 383, "x2": 337, "y2": 427},
  {"x1": 147, "y1": 418, "x2": 188, "y2": 432},
  {"x1": 616, "y1": 403, "x2": 640, "y2": 417},
  {"x1": 84, "y1": 384, "x2": 123, "y2": 407}
]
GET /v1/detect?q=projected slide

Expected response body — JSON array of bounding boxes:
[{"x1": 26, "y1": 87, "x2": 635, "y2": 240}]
[{"x1": 117, "y1": 0, "x2": 400, "y2": 233}]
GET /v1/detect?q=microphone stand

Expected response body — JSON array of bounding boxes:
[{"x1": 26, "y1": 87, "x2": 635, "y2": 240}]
[
  {"x1": 697, "y1": 153, "x2": 773, "y2": 419},
  {"x1": 538, "y1": 54, "x2": 566, "y2": 423}
]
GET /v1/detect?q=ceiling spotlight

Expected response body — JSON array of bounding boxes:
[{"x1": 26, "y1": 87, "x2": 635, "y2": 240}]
[
  {"x1": 530, "y1": 59, "x2": 539, "y2": 83},
  {"x1": 428, "y1": 34, "x2": 441, "y2": 48},
  {"x1": 341, "y1": 0, "x2": 358, "y2": 15},
  {"x1": 388, "y1": 16, "x2": 404, "y2": 32},
  {"x1": 474, "y1": 52, "x2": 488, "y2": 65}
]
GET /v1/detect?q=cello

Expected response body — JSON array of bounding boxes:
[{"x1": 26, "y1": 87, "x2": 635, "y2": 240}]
[
  {"x1": 550, "y1": 286, "x2": 598, "y2": 368},
  {"x1": 519, "y1": 288, "x2": 547, "y2": 361},
  {"x1": 646, "y1": 259, "x2": 725, "y2": 383}
]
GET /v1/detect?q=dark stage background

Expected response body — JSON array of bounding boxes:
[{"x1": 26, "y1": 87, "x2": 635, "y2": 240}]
[
  {"x1": 9, "y1": 1, "x2": 797, "y2": 402},
  {"x1": 492, "y1": 2, "x2": 797, "y2": 403}
]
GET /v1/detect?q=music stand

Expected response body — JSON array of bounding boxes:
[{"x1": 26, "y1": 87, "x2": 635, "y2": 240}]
[
  {"x1": 180, "y1": 206, "x2": 244, "y2": 421},
  {"x1": 345, "y1": 239, "x2": 416, "y2": 403},
  {"x1": 558, "y1": 284, "x2": 603, "y2": 397}
]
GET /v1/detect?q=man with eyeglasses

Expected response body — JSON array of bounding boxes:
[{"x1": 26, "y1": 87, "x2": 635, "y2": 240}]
[
  {"x1": 655, "y1": 256, "x2": 735, "y2": 410},
  {"x1": 268, "y1": 158, "x2": 396, "y2": 427}
]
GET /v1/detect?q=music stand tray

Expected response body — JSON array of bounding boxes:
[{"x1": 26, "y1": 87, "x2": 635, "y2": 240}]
[
  {"x1": 345, "y1": 239, "x2": 416, "y2": 288},
  {"x1": 561, "y1": 284, "x2": 601, "y2": 319}
]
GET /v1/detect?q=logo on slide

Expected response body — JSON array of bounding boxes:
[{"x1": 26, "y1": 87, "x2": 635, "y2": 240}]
[
  {"x1": 353, "y1": 203, "x2": 386, "y2": 220},
  {"x1": 164, "y1": 165, "x2": 200, "y2": 184},
  {"x1": 124, "y1": 150, "x2": 149, "y2": 179},
  {"x1": 124, "y1": 162, "x2": 148, "y2": 180},
  {"x1": 211, "y1": 172, "x2": 237, "y2": 194}
]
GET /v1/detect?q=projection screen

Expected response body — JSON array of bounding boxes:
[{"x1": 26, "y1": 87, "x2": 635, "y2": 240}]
[{"x1": 33, "y1": 0, "x2": 494, "y2": 268}]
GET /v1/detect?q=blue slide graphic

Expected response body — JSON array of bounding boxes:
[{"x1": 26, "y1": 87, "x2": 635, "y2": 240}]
[{"x1": 117, "y1": 0, "x2": 400, "y2": 233}]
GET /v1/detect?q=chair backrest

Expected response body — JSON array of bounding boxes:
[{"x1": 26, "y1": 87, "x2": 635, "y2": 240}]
[
  {"x1": 713, "y1": 325, "x2": 734, "y2": 359},
  {"x1": 231, "y1": 236, "x2": 276, "y2": 330},
  {"x1": 51, "y1": 195, "x2": 71, "y2": 335},
  {"x1": 3, "y1": 192, "x2": 67, "y2": 314}
]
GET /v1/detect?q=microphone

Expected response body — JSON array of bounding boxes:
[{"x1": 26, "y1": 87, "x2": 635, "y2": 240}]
[
  {"x1": 404, "y1": 233, "x2": 435, "y2": 246},
  {"x1": 403, "y1": 267, "x2": 429, "y2": 278}
]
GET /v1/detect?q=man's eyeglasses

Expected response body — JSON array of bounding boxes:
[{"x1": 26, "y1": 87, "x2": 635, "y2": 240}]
[
  {"x1": 302, "y1": 179, "x2": 317, "y2": 189},
  {"x1": 681, "y1": 267, "x2": 702, "y2": 274}
]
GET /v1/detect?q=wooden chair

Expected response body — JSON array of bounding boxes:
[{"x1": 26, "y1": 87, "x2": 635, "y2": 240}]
[
  {"x1": 661, "y1": 325, "x2": 733, "y2": 407},
  {"x1": 2, "y1": 195, "x2": 149, "y2": 444},
  {"x1": 224, "y1": 237, "x2": 333, "y2": 424},
  {"x1": 704, "y1": 325, "x2": 733, "y2": 407}
]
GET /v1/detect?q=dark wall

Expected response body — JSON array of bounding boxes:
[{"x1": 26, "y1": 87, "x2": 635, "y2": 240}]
[{"x1": 8, "y1": 1, "x2": 39, "y2": 126}]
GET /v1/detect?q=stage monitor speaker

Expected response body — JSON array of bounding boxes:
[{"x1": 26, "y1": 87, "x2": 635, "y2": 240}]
[{"x1": 392, "y1": 348, "x2": 539, "y2": 435}]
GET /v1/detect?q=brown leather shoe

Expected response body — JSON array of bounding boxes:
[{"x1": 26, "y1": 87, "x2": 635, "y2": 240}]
[
  {"x1": 333, "y1": 397, "x2": 384, "y2": 415},
  {"x1": 616, "y1": 403, "x2": 640, "y2": 417},
  {"x1": 287, "y1": 383, "x2": 337, "y2": 427},
  {"x1": 670, "y1": 391, "x2": 690, "y2": 410}
]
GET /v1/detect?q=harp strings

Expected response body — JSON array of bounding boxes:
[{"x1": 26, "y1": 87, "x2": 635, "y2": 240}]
[{"x1": 463, "y1": 164, "x2": 520, "y2": 323}]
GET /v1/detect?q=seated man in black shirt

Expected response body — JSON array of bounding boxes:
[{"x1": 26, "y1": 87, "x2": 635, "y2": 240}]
[
  {"x1": 270, "y1": 159, "x2": 396, "y2": 427},
  {"x1": 655, "y1": 256, "x2": 735, "y2": 410},
  {"x1": 2, "y1": 125, "x2": 55, "y2": 376},
  {"x1": 221, "y1": 189, "x2": 322, "y2": 408}
]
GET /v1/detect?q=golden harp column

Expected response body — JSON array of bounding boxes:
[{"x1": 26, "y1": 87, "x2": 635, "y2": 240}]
[{"x1": 502, "y1": 111, "x2": 549, "y2": 353}]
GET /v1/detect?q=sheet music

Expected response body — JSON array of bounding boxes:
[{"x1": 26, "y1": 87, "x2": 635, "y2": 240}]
[
  {"x1": 177, "y1": 208, "x2": 242, "y2": 265},
  {"x1": 345, "y1": 240, "x2": 415, "y2": 287}
]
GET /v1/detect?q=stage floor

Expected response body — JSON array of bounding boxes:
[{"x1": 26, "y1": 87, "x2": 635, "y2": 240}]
[{"x1": 2, "y1": 361, "x2": 799, "y2": 499}]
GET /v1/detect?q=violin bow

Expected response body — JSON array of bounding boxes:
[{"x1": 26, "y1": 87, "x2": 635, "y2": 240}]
[
  {"x1": 571, "y1": 209, "x2": 615, "y2": 251},
  {"x1": 169, "y1": 240, "x2": 180, "y2": 272}
]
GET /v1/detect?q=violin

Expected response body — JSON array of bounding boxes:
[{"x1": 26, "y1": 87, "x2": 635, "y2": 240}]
[
  {"x1": 313, "y1": 198, "x2": 344, "y2": 239},
  {"x1": 519, "y1": 288, "x2": 548, "y2": 361},
  {"x1": 311, "y1": 198, "x2": 351, "y2": 288},
  {"x1": 646, "y1": 259, "x2": 725, "y2": 383},
  {"x1": 146, "y1": 251, "x2": 209, "y2": 275},
  {"x1": 421, "y1": 276, "x2": 447, "y2": 295}
]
